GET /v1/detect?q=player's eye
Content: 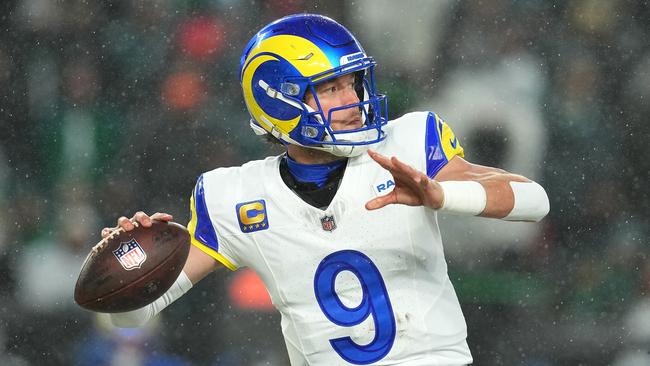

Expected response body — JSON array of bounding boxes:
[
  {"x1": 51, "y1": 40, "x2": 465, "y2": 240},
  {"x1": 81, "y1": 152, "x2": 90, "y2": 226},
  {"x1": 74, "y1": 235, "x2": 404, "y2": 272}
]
[{"x1": 316, "y1": 83, "x2": 335, "y2": 96}]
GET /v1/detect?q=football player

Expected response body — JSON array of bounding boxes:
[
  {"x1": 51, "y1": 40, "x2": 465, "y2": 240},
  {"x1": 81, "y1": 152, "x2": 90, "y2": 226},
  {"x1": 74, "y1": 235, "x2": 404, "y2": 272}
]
[{"x1": 103, "y1": 14, "x2": 549, "y2": 365}]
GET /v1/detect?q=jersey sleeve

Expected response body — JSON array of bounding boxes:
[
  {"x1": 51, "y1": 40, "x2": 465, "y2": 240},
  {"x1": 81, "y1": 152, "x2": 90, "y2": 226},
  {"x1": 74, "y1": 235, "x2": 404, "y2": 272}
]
[
  {"x1": 424, "y1": 112, "x2": 465, "y2": 178},
  {"x1": 187, "y1": 174, "x2": 238, "y2": 271}
]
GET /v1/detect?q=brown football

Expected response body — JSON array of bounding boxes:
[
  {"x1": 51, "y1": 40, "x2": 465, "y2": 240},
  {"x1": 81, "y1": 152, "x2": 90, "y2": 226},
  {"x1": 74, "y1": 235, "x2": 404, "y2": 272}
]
[{"x1": 74, "y1": 220, "x2": 190, "y2": 313}]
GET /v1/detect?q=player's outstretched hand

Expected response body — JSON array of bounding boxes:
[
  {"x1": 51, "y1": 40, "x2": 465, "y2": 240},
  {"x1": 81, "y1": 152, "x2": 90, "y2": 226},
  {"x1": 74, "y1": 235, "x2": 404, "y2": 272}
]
[
  {"x1": 366, "y1": 150, "x2": 444, "y2": 211},
  {"x1": 101, "y1": 212, "x2": 174, "y2": 239}
]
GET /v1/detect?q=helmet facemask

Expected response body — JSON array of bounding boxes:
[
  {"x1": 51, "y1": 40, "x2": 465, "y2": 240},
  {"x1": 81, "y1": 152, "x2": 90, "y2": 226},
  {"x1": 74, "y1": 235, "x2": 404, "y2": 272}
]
[{"x1": 252, "y1": 58, "x2": 388, "y2": 157}]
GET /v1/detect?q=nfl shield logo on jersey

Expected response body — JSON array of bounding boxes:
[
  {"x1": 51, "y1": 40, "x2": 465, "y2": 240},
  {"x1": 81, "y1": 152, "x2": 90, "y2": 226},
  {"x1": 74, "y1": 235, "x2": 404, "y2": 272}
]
[
  {"x1": 320, "y1": 215, "x2": 337, "y2": 232},
  {"x1": 113, "y1": 238, "x2": 148, "y2": 270}
]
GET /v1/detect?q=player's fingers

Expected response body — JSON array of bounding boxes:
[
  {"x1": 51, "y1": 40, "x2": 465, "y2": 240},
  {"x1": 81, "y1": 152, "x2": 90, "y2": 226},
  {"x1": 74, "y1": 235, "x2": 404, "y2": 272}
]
[
  {"x1": 133, "y1": 211, "x2": 152, "y2": 227},
  {"x1": 101, "y1": 227, "x2": 112, "y2": 238},
  {"x1": 394, "y1": 158, "x2": 434, "y2": 193},
  {"x1": 365, "y1": 193, "x2": 396, "y2": 210},
  {"x1": 151, "y1": 212, "x2": 173, "y2": 222},
  {"x1": 369, "y1": 151, "x2": 418, "y2": 186},
  {"x1": 368, "y1": 149, "x2": 396, "y2": 172},
  {"x1": 365, "y1": 197, "x2": 387, "y2": 210},
  {"x1": 390, "y1": 156, "x2": 420, "y2": 178},
  {"x1": 117, "y1": 216, "x2": 135, "y2": 231},
  {"x1": 369, "y1": 151, "x2": 423, "y2": 194}
]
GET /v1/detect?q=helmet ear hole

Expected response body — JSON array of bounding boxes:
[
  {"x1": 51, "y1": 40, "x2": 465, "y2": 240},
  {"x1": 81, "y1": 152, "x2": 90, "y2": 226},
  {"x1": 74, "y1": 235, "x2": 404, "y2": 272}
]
[{"x1": 280, "y1": 82, "x2": 301, "y2": 96}]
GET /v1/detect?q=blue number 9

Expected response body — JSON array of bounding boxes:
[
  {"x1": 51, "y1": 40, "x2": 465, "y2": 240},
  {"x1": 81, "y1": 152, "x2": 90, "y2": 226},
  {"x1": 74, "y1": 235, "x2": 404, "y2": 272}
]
[{"x1": 313, "y1": 250, "x2": 396, "y2": 365}]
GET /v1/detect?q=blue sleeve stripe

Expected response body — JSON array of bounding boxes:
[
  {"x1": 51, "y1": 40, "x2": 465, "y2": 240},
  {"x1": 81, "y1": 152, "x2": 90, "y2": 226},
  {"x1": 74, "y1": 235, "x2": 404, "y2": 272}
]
[
  {"x1": 193, "y1": 175, "x2": 220, "y2": 251},
  {"x1": 425, "y1": 112, "x2": 448, "y2": 178}
]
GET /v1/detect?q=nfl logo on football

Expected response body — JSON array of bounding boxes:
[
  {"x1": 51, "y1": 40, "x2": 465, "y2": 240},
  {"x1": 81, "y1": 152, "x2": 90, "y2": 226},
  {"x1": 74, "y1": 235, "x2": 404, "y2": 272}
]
[
  {"x1": 320, "y1": 215, "x2": 337, "y2": 232},
  {"x1": 113, "y1": 238, "x2": 148, "y2": 270}
]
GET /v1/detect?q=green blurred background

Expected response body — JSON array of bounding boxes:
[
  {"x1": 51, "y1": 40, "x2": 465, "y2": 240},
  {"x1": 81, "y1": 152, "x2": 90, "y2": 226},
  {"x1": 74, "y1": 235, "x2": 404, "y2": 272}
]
[{"x1": 1, "y1": 0, "x2": 649, "y2": 365}]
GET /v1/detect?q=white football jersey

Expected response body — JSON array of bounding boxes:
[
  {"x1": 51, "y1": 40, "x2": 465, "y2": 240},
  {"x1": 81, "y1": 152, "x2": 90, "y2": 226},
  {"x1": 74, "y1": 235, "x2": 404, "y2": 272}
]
[{"x1": 188, "y1": 111, "x2": 472, "y2": 365}]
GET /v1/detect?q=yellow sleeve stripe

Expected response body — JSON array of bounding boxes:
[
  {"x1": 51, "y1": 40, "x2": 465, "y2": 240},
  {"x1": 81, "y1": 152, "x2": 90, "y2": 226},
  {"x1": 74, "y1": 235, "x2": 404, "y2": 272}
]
[
  {"x1": 187, "y1": 189, "x2": 199, "y2": 240},
  {"x1": 190, "y1": 237, "x2": 238, "y2": 271},
  {"x1": 437, "y1": 114, "x2": 465, "y2": 159}
]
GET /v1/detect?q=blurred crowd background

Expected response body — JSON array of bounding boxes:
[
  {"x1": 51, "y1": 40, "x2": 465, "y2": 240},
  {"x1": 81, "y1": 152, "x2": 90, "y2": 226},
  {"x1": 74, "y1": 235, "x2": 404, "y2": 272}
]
[{"x1": 1, "y1": 0, "x2": 649, "y2": 365}]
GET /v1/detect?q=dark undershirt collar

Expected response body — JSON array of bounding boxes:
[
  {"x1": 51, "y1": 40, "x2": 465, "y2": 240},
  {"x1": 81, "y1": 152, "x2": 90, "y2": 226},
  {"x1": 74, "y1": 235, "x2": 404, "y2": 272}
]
[
  {"x1": 285, "y1": 155, "x2": 346, "y2": 188},
  {"x1": 279, "y1": 154, "x2": 347, "y2": 209}
]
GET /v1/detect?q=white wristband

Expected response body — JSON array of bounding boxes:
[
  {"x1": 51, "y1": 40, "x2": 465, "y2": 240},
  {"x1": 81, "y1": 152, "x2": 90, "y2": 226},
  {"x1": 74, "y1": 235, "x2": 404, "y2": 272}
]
[
  {"x1": 439, "y1": 181, "x2": 487, "y2": 216},
  {"x1": 504, "y1": 181, "x2": 549, "y2": 222},
  {"x1": 110, "y1": 270, "x2": 193, "y2": 328}
]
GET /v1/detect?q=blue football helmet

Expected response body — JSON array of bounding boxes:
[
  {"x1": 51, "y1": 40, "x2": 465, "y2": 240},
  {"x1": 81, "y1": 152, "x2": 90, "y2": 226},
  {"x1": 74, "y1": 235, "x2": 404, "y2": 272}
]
[{"x1": 239, "y1": 14, "x2": 388, "y2": 157}]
